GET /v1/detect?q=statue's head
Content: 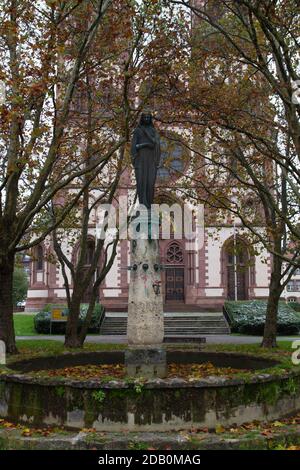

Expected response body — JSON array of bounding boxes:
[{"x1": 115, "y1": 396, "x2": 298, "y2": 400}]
[{"x1": 140, "y1": 112, "x2": 153, "y2": 126}]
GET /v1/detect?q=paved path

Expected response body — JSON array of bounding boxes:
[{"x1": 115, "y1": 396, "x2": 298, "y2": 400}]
[{"x1": 16, "y1": 334, "x2": 299, "y2": 344}]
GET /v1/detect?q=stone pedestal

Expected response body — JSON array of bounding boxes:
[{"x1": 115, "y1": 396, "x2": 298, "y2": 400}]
[
  {"x1": 125, "y1": 347, "x2": 167, "y2": 378},
  {"x1": 126, "y1": 212, "x2": 166, "y2": 378}
]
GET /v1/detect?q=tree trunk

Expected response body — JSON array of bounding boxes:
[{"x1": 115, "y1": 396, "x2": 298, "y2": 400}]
[
  {"x1": 79, "y1": 294, "x2": 97, "y2": 346},
  {"x1": 0, "y1": 252, "x2": 18, "y2": 354},
  {"x1": 64, "y1": 295, "x2": 82, "y2": 348},
  {"x1": 261, "y1": 256, "x2": 283, "y2": 348}
]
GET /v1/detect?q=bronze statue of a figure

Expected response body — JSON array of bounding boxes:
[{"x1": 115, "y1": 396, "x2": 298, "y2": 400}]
[{"x1": 131, "y1": 113, "x2": 161, "y2": 209}]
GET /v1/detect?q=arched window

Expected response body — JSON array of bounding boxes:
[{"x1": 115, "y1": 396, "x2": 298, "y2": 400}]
[
  {"x1": 36, "y1": 246, "x2": 43, "y2": 271},
  {"x1": 84, "y1": 239, "x2": 95, "y2": 265},
  {"x1": 157, "y1": 134, "x2": 188, "y2": 182}
]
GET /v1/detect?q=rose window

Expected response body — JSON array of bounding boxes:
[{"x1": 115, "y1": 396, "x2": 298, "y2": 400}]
[{"x1": 166, "y1": 243, "x2": 183, "y2": 264}]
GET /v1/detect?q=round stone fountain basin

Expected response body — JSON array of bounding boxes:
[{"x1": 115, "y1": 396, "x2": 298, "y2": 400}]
[{"x1": 1, "y1": 350, "x2": 299, "y2": 432}]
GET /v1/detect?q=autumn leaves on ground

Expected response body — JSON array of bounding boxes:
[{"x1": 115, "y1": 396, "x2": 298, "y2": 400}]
[
  {"x1": 0, "y1": 413, "x2": 300, "y2": 451},
  {"x1": 27, "y1": 362, "x2": 247, "y2": 381}
]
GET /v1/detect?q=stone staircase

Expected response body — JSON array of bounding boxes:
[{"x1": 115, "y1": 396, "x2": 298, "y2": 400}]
[
  {"x1": 100, "y1": 312, "x2": 230, "y2": 336},
  {"x1": 100, "y1": 313, "x2": 127, "y2": 335}
]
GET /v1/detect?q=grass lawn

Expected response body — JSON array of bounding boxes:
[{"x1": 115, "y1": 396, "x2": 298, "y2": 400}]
[
  {"x1": 15, "y1": 339, "x2": 126, "y2": 357},
  {"x1": 12, "y1": 338, "x2": 297, "y2": 354},
  {"x1": 204, "y1": 340, "x2": 294, "y2": 353},
  {"x1": 7, "y1": 338, "x2": 296, "y2": 362},
  {"x1": 13, "y1": 314, "x2": 36, "y2": 336}
]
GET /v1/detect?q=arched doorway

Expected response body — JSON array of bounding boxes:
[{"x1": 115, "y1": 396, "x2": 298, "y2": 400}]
[
  {"x1": 154, "y1": 192, "x2": 188, "y2": 305},
  {"x1": 165, "y1": 242, "x2": 185, "y2": 302},
  {"x1": 224, "y1": 238, "x2": 249, "y2": 300}
]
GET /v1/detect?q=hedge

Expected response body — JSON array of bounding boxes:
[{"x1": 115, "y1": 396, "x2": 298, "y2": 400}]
[
  {"x1": 34, "y1": 303, "x2": 105, "y2": 334},
  {"x1": 224, "y1": 300, "x2": 300, "y2": 335}
]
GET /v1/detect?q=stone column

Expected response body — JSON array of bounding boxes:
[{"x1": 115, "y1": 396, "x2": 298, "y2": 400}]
[{"x1": 125, "y1": 212, "x2": 166, "y2": 378}]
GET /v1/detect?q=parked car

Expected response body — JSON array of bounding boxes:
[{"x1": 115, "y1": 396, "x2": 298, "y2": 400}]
[{"x1": 14, "y1": 300, "x2": 26, "y2": 312}]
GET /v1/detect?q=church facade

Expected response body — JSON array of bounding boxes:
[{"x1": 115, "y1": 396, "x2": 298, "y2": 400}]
[
  {"x1": 25, "y1": 129, "x2": 275, "y2": 313},
  {"x1": 26, "y1": 187, "x2": 274, "y2": 313}
]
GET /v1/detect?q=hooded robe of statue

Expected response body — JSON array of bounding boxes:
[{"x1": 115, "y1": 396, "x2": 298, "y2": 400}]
[{"x1": 131, "y1": 114, "x2": 161, "y2": 209}]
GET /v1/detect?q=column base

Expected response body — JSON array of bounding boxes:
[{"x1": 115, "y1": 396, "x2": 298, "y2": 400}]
[{"x1": 125, "y1": 347, "x2": 167, "y2": 378}]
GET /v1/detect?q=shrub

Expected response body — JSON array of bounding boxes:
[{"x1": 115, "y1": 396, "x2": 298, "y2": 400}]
[
  {"x1": 34, "y1": 303, "x2": 105, "y2": 334},
  {"x1": 34, "y1": 310, "x2": 53, "y2": 334},
  {"x1": 224, "y1": 300, "x2": 300, "y2": 335},
  {"x1": 79, "y1": 303, "x2": 104, "y2": 332}
]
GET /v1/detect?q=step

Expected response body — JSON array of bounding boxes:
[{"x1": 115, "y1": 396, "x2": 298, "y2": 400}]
[
  {"x1": 100, "y1": 323, "x2": 228, "y2": 326},
  {"x1": 164, "y1": 321, "x2": 225, "y2": 326},
  {"x1": 100, "y1": 328, "x2": 230, "y2": 334},
  {"x1": 163, "y1": 336, "x2": 206, "y2": 343},
  {"x1": 101, "y1": 319, "x2": 228, "y2": 324},
  {"x1": 164, "y1": 317, "x2": 224, "y2": 325},
  {"x1": 105, "y1": 315, "x2": 224, "y2": 320},
  {"x1": 100, "y1": 311, "x2": 230, "y2": 336},
  {"x1": 99, "y1": 329, "x2": 230, "y2": 335}
]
